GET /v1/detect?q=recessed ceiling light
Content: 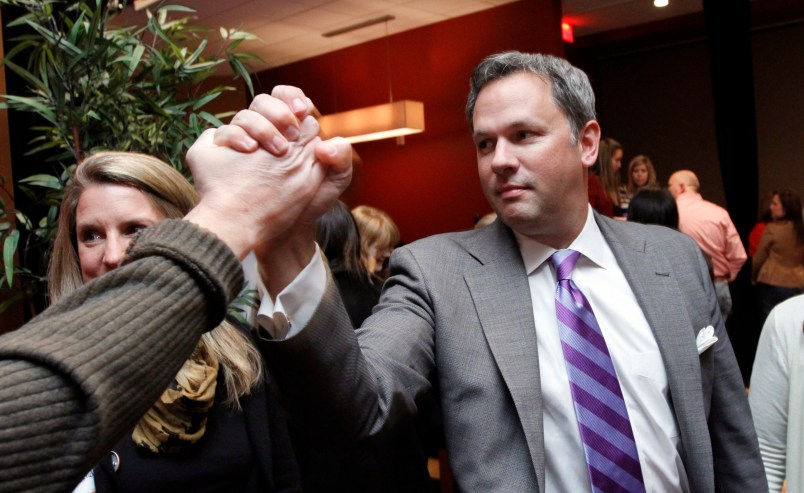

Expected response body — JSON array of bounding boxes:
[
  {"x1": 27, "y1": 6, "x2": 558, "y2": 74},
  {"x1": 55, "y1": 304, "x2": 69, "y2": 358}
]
[{"x1": 654, "y1": 0, "x2": 669, "y2": 7}]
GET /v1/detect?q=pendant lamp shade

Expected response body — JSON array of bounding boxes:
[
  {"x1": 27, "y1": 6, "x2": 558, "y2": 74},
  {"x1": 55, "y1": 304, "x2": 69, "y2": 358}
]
[{"x1": 318, "y1": 100, "x2": 425, "y2": 144}]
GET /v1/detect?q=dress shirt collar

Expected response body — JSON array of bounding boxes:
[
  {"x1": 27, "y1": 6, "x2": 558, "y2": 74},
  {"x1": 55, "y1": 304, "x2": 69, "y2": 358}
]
[{"x1": 514, "y1": 205, "x2": 612, "y2": 275}]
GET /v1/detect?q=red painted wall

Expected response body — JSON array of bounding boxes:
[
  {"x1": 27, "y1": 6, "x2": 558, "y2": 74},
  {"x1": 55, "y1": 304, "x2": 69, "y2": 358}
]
[{"x1": 256, "y1": 0, "x2": 563, "y2": 243}]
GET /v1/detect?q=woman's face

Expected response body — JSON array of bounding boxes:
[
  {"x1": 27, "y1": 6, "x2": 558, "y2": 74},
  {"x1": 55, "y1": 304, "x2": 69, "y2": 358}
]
[
  {"x1": 366, "y1": 243, "x2": 393, "y2": 277},
  {"x1": 76, "y1": 184, "x2": 166, "y2": 282},
  {"x1": 611, "y1": 148, "x2": 623, "y2": 173},
  {"x1": 631, "y1": 163, "x2": 649, "y2": 187},
  {"x1": 769, "y1": 194, "x2": 785, "y2": 220}
]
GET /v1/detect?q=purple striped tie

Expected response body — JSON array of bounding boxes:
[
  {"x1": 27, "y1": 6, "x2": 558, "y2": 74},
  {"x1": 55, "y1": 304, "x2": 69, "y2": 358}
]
[{"x1": 550, "y1": 250, "x2": 645, "y2": 493}]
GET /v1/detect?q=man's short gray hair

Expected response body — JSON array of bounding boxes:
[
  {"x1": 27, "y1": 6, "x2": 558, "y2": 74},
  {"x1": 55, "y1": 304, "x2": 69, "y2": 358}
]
[{"x1": 465, "y1": 51, "x2": 597, "y2": 144}]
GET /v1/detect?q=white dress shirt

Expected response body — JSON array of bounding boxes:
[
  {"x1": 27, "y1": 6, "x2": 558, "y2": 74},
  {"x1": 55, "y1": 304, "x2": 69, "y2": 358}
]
[
  {"x1": 251, "y1": 207, "x2": 690, "y2": 492},
  {"x1": 517, "y1": 206, "x2": 689, "y2": 492}
]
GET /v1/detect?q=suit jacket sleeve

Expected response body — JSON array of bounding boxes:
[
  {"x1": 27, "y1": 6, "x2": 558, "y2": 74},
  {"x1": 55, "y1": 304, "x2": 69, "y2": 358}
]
[
  {"x1": 0, "y1": 219, "x2": 243, "y2": 492},
  {"x1": 261, "y1": 245, "x2": 436, "y2": 441}
]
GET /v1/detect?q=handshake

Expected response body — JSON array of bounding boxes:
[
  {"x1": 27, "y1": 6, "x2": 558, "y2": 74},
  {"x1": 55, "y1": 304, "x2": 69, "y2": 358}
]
[{"x1": 184, "y1": 85, "x2": 353, "y2": 271}]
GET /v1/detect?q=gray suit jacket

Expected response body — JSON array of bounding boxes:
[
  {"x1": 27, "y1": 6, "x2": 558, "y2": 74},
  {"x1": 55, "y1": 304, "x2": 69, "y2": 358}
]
[{"x1": 265, "y1": 213, "x2": 766, "y2": 492}]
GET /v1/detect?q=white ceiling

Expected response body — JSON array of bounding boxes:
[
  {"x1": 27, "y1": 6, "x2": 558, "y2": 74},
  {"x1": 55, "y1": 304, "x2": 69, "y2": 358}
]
[{"x1": 113, "y1": 0, "x2": 704, "y2": 72}]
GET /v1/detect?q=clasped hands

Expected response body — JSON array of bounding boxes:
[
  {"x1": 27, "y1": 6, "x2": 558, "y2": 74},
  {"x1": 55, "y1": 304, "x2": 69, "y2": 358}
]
[{"x1": 185, "y1": 85, "x2": 352, "y2": 267}]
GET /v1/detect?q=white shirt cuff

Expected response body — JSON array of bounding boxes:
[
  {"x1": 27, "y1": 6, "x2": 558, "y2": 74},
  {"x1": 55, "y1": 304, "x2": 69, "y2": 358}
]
[{"x1": 253, "y1": 244, "x2": 326, "y2": 340}]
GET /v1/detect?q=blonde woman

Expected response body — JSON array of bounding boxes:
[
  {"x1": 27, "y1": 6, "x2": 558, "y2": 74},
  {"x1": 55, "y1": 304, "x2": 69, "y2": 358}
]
[
  {"x1": 626, "y1": 154, "x2": 659, "y2": 198},
  {"x1": 351, "y1": 205, "x2": 400, "y2": 281},
  {"x1": 53, "y1": 152, "x2": 299, "y2": 492}
]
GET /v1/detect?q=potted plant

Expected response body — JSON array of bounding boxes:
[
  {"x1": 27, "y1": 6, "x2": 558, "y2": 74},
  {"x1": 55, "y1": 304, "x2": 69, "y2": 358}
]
[{"x1": 0, "y1": 0, "x2": 259, "y2": 318}]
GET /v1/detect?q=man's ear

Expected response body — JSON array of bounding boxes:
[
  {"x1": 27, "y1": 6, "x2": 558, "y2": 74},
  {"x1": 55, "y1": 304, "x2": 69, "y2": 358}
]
[{"x1": 579, "y1": 120, "x2": 601, "y2": 169}]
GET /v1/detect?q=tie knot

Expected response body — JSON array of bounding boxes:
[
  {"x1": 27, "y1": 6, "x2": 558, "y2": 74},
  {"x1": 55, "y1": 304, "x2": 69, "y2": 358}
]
[{"x1": 550, "y1": 249, "x2": 581, "y2": 281}]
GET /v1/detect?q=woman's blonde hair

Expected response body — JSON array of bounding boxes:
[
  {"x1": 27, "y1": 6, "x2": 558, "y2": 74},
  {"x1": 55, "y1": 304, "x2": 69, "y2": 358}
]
[
  {"x1": 48, "y1": 151, "x2": 261, "y2": 408},
  {"x1": 351, "y1": 205, "x2": 400, "y2": 274},
  {"x1": 626, "y1": 154, "x2": 659, "y2": 196}
]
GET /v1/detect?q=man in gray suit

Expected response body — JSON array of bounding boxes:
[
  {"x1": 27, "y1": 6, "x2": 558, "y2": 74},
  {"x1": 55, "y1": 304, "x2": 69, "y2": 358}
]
[{"x1": 220, "y1": 51, "x2": 765, "y2": 492}]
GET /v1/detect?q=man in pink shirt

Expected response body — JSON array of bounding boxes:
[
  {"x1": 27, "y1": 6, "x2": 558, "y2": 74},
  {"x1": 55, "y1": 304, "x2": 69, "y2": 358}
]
[{"x1": 669, "y1": 170, "x2": 747, "y2": 320}]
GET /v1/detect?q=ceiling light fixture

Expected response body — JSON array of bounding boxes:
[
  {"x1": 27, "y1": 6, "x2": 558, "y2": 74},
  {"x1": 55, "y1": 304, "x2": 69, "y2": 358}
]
[
  {"x1": 318, "y1": 100, "x2": 425, "y2": 144},
  {"x1": 318, "y1": 16, "x2": 425, "y2": 145},
  {"x1": 654, "y1": 0, "x2": 669, "y2": 7}
]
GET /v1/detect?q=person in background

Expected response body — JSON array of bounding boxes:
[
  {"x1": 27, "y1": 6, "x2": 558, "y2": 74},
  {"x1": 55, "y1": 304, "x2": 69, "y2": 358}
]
[
  {"x1": 0, "y1": 105, "x2": 351, "y2": 492},
  {"x1": 629, "y1": 187, "x2": 715, "y2": 281},
  {"x1": 352, "y1": 204, "x2": 400, "y2": 281},
  {"x1": 749, "y1": 192, "x2": 774, "y2": 258},
  {"x1": 626, "y1": 187, "x2": 678, "y2": 229},
  {"x1": 625, "y1": 154, "x2": 659, "y2": 201},
  {"x1": 223, "y1": 52, "x2": 765, "y2": 492},
  {"x1": 748, "y1": 294, "x2": 804, "y2": 493},
  {"x1": 315, "y1": 200, "x2": 381, "y2": 327},
  {"x1": 669, "y1": 169, "x2": 747, "y2": 321},
  {"x1": 752, "y1": 189, "x2": 804, "y2": 324},
  {"x1": 588, "y1": 137, "x2": 626, "y2": 218},
  {"x1": 55, "y1": 152, "x2": 299, "y2": 493}
]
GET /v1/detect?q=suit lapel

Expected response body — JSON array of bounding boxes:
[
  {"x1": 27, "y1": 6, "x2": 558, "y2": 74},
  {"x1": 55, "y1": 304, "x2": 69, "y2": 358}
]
[
  {"x1": 596, "y1": 216, "x2": 706, "y2": 470},
  {"x1": 464, "y1": 222, "x2": 546, "y2": 491}
]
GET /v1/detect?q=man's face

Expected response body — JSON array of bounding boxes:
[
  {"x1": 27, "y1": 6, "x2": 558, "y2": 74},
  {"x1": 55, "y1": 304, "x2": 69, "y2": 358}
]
[{"x1": 472, "y1": 72, "x2": 596, "y2": 242}]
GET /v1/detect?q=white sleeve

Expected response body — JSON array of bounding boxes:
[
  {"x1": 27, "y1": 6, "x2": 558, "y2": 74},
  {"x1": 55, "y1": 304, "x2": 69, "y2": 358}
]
[
  {"x1": 748, "y1": 308, "x2": 790, "y2": 493},
  {"x1": 250, "y1": 245, "x2": 328, "y2": 340}
]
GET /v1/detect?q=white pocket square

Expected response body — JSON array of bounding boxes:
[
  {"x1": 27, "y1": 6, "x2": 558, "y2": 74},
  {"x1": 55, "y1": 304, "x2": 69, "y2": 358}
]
[{"x1": 696, "y1": 325, "x2": 718, "y2": 355}]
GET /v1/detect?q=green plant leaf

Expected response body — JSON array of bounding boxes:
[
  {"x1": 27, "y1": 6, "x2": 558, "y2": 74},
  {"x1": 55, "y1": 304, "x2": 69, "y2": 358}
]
[
  {"x1": 1, "y1": 59, "x2": 47, "y2": 93},
  {"x1": 0, "y1": 0, "x2": 262, "y2": 315},
  {"x1": 3, "y1": 229, "x2": 20, "y2": 287},
  {"x1": 15, "y1": 212, "x2": 33, "y2": 230},
  {"x1": 19, "y1": 174, "x2": 62, "y2": 189},
  {"x1": 229, "y1": 56, "x2": 255, "y2": 96},
  {"x1": 198, "y1": 111, "x2": 223, "y2": 127},
  {"x1": 0, "y1": 95, "x2": 58, "y2": 124},
  {"x1": 228, "y1": 31, "x2": 259, "y2": 41},
  {"x1": 158, "y1": 5, "x2": 197, "y2": 14},
  {"x1": 191, "y1": 90, "x2": 223, "y2": 110}
]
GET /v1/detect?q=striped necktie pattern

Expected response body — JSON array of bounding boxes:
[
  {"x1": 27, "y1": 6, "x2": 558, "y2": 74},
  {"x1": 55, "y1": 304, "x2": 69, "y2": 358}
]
[{"x1": 549, "y1": 249, "x2": 646, "y2": 493}]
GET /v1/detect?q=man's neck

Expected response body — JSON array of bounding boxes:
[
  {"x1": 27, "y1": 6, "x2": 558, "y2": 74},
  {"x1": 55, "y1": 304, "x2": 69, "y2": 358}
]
[{"x1": 514, "y1": 208, "x2": 590, "y2": 250}]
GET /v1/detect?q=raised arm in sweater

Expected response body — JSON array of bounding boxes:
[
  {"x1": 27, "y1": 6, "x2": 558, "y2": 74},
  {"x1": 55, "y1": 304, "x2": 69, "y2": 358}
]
[
  {"x1": 0, "y1": 104, "x2": 351, "y2": 492},
  {"x1": 0, "y1": 219, "x2": 240, "y2": 492}
]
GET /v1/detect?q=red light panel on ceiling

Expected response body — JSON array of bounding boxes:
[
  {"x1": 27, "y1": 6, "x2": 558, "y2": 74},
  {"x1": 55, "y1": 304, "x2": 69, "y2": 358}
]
[{"x1": 561, "y1": 22, "x2": 574, "y2": 43}]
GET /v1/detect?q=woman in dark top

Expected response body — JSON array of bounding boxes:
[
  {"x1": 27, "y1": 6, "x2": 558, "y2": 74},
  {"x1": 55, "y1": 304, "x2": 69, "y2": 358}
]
[
  {"x1": 588, "y1": 137, "x2": 624, "y2": 217},
  {"x1": 54, "y1": 152, "x2": 300, "y2": 493},
  {"x1": 627, "y1": 187, "x2": 679, "y2": 229},
  {"x1": 315, "y1": 200, "x2": 382, "y2": 327},
  {"x1": 628, "y1": 187, "x2": 715, "y2": 281}
]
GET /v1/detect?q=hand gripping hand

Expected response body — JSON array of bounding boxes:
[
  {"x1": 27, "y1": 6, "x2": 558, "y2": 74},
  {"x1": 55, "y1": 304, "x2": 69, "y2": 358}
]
[{"x1": 184, "y1": 105, "x2": 351, "y2": 260}]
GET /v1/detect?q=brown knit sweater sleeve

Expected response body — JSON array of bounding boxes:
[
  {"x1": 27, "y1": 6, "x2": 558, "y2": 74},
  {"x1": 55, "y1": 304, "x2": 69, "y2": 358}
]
[{"x1": 0, "y1": 219, "x2": 242, "y2": 493}]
